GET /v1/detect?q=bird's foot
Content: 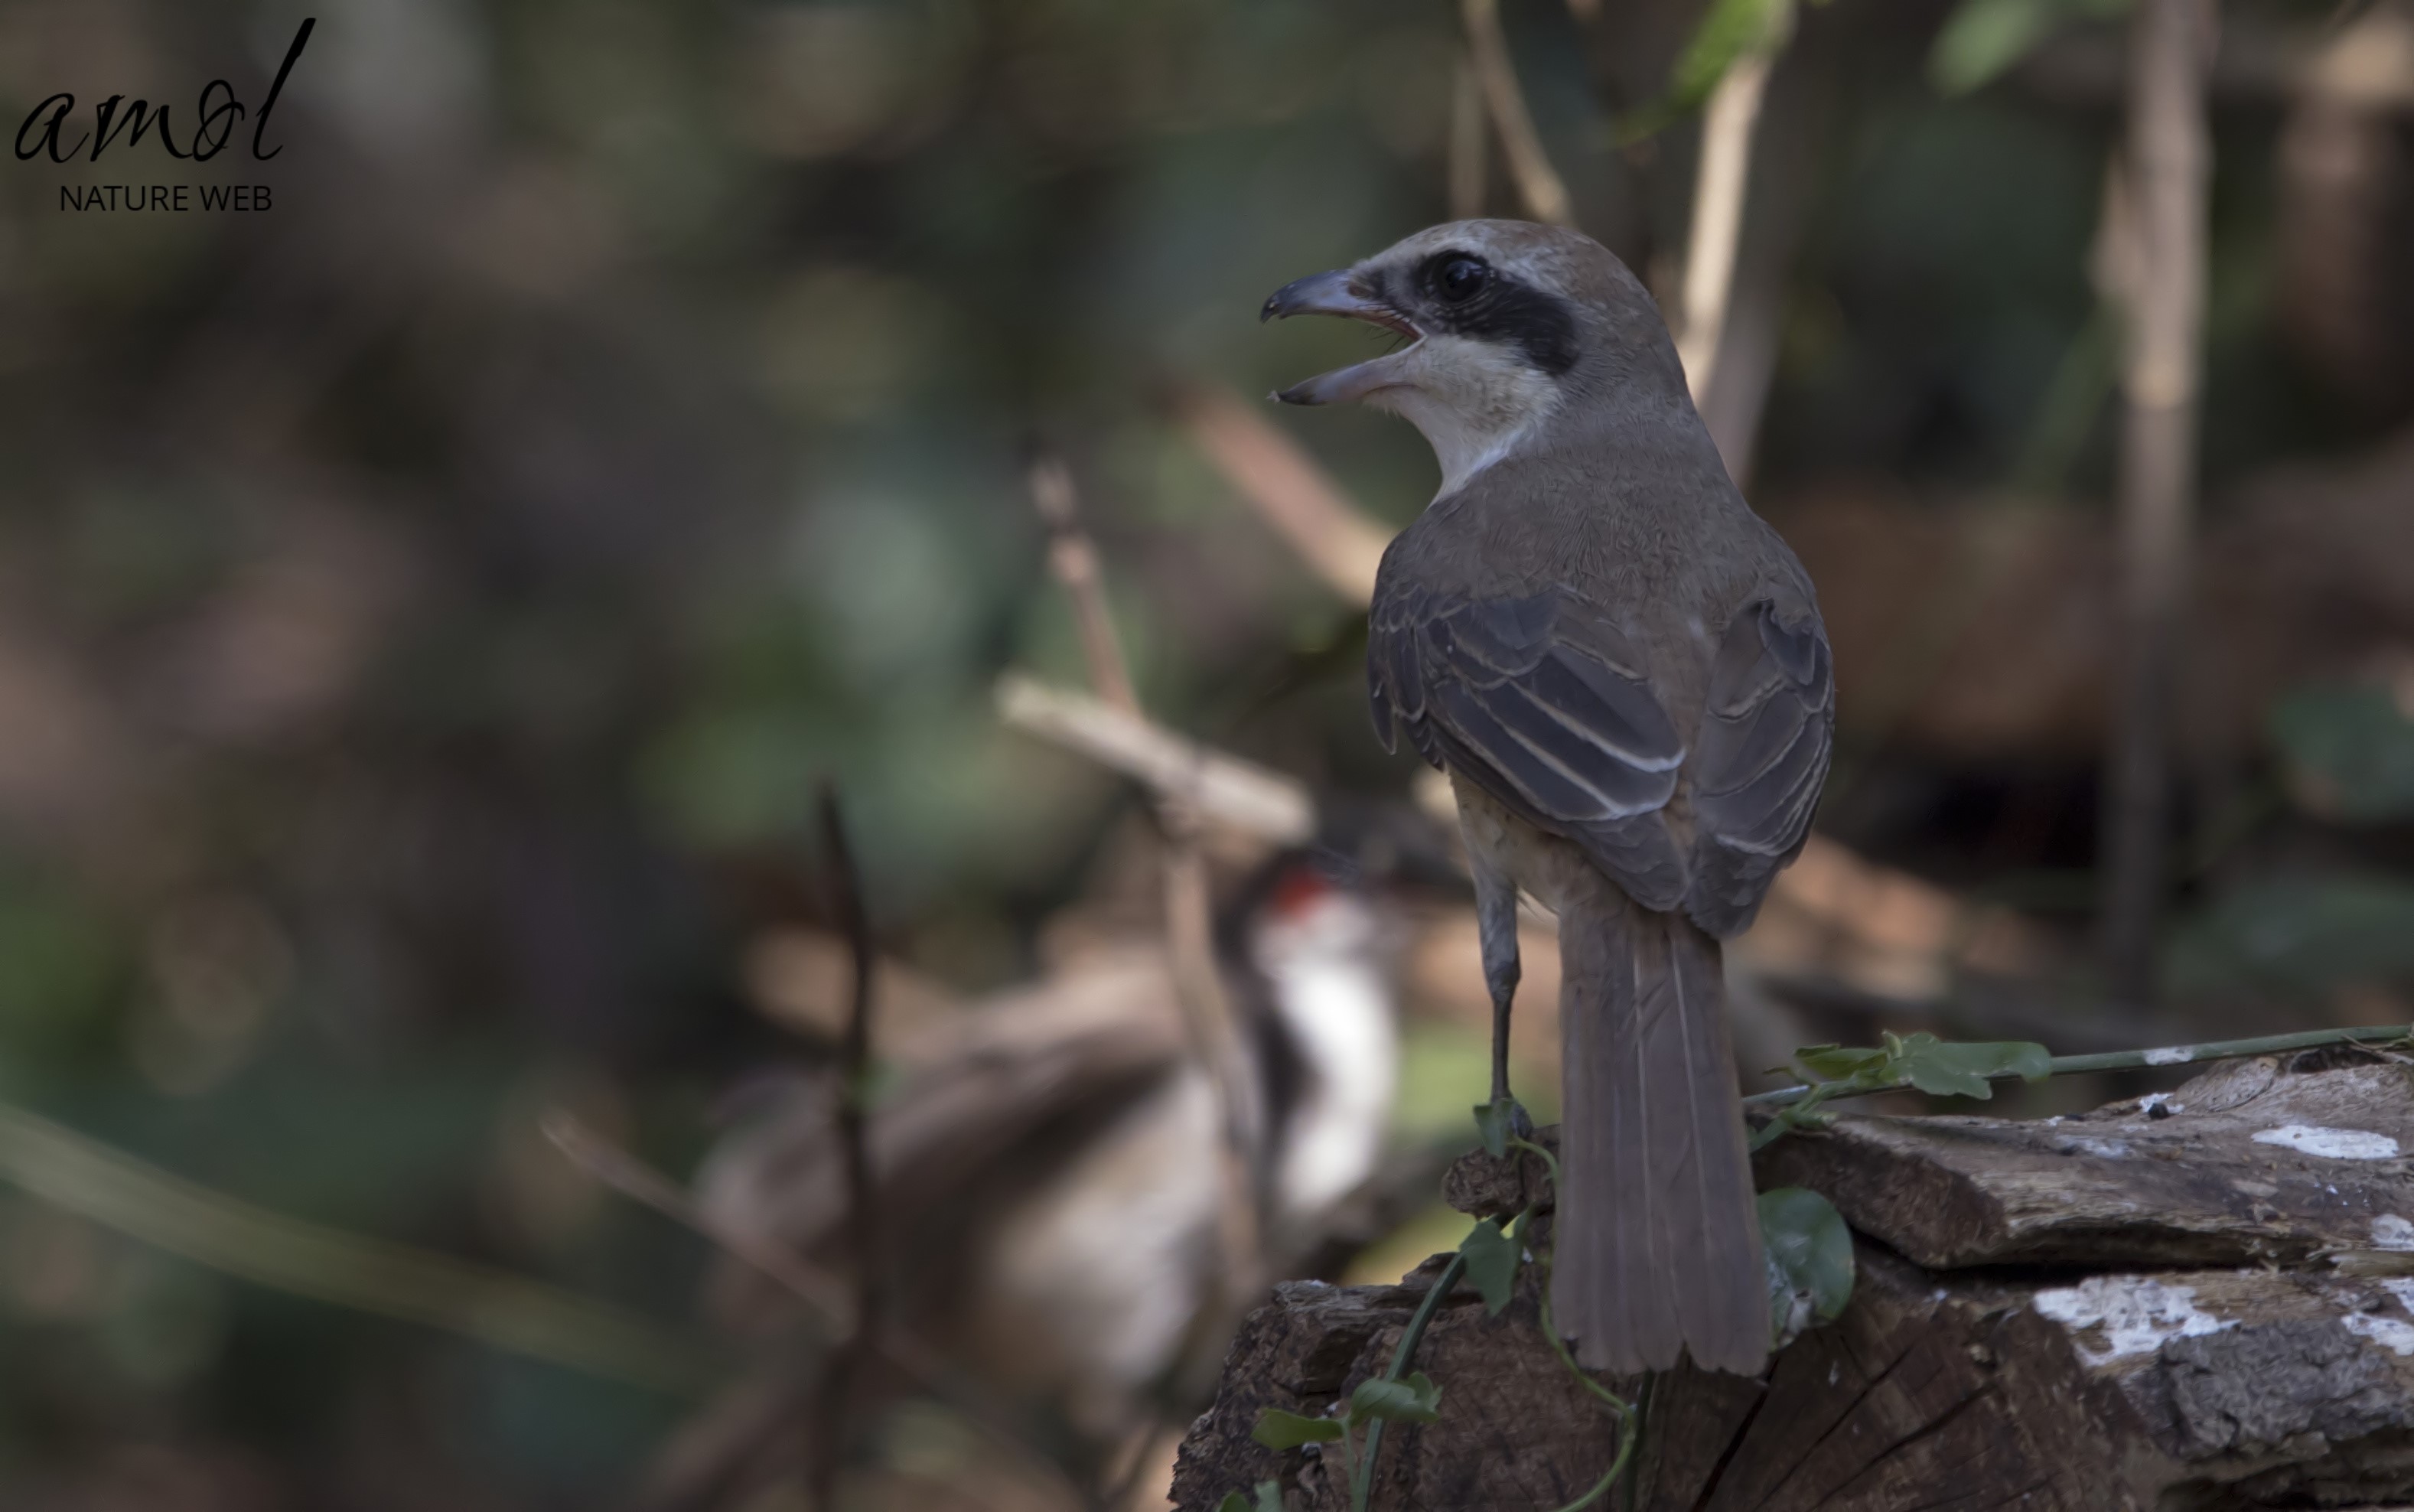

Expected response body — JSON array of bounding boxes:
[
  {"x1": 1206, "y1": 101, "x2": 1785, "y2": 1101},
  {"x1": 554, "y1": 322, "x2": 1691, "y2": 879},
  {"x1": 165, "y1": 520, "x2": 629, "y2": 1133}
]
[{"x1": 1474, "y1": 1095, "x2": 1534, "y2": 1158}]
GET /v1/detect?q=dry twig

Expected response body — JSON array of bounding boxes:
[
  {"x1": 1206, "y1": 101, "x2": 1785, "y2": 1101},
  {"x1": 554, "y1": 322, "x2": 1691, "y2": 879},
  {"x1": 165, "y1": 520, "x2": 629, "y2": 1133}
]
[
  {"x1": 1021, "y1": 454, "x2": 1269, "y2": 1321},
  {"x1": 1674, "y1": 50, "x2": 1777, "y2": 408},
  {"x1": 546, "y1": 1113, "x2": 860, "y2": 1326},
  {"x1": 1461, "y1": 0, "x2": 1575, "y2": 226},
  {"x1": 808, "y1": 784, "x2": 877, "y2": 1511},
  {"x1": 1168, "y1": 382, "x2": 1394, "y2": 606},
  {"x1": 543, "y1": 1114, "x2": 1090, "y2": 1511},
  {"x1": 1029, "y1": 456, "x2": 1140, "y2": 710},
  {"x1": 995, "y1": 673, "x2": 1315, "y2": 844}
]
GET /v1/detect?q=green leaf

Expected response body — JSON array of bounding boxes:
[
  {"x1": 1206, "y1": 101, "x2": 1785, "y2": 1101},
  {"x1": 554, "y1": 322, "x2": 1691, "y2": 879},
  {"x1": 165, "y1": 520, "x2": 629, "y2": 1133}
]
[
  {"x1": 1891, "y1": 1034, "x2": 2051, "y2": 1099},
  {"x1": 1474, "y1": 1098, "x2": 1513, "y2": 1159},
  {"x1": 1793, "y1": 1043, "x2": 1889, "y2": 1082},
  {"x1": 1460, "y1": 1218, "x2": 1520, "y2": 1316},
  {"x1": 1927, "y1": 0, "x2": 2130, "y2": 95},
  {"x1": 1618, "y1": 0, "x2": 1793, "y2": 142},
  {"x1": 1793, "y1": 1035, "x2": 2050, "y2": 1099},
  {"x1": 1217, "y1": 1483, "x2": 1285, "y2": 1512},
  {"x1": 1251, "y1": 1408, "x2": 1344, "y2": 1450},
  {"x1": 2271, "y1": 682, "x2": 2414, "y2": 823},
  {"x1": 1761, "y1": 1186, "x2": 1855, "y2": 1345},
  {"x1": 1350, "y1": 1372, "x2": 1442, "y2": 1425}
]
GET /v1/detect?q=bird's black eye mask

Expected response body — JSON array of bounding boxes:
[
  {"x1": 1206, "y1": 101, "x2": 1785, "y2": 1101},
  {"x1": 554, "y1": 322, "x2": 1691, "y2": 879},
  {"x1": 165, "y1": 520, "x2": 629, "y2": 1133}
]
[{"x1": 1393, "y1": 251, "x2": 1579, "y2": 378}]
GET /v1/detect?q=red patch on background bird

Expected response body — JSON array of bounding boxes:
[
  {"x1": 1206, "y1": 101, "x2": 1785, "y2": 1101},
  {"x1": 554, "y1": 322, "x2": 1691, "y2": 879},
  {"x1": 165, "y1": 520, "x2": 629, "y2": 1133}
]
[{"x1": 1267, "y1": 865, "x2": 1332, "y2": 920}]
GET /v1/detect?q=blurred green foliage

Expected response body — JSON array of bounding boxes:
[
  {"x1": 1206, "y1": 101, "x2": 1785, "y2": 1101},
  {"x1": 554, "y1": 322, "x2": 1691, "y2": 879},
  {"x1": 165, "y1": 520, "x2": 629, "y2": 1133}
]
[
  {"x1": 0, "y1": 0, "x2": 2407, "y2": 1504},
  {"x1": 2270, "y1": 683, "x2": 2414, "y2": 823},
  {"x1": 1928, "y1": 0, "x2": 2130, "y2": 96},
  {"x1": 2170, "y1": 679, "x2": 2414, "y2": 1005},
  {"x1": 2170, "y1": 875, "x2": 2414, "y2": 1001},
  {"x1": 1619, "y1": 0, "x2": 1803, "y2": 142}
]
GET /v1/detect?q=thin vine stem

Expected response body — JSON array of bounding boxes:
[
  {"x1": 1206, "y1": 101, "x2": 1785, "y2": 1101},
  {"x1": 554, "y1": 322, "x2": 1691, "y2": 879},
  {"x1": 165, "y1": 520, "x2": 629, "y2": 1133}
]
[
  {"x1": 1349, "y1": 1250, "x2": 1468, "y2": 1511},
  {"x1": 1511, "y1": 1138, "x2": 1641, "y2": 1512},
  {"x1": 1745, "y1": 1023, "x2": 2412, "y2": 1113}
]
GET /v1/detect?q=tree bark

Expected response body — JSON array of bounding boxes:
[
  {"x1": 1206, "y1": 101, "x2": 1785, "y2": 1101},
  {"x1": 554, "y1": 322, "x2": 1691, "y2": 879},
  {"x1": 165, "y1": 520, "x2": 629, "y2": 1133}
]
[{"x1": 1174, "y1": 1047, "x2": 2414, "y2": 1510}]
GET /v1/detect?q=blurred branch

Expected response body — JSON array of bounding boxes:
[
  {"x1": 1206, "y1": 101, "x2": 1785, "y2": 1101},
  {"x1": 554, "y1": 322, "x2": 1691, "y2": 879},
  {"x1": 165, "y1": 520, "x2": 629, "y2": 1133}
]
[
  {"x1": 1450, "y1": 55, "x2": 1490, "y2": 221},
  {"x1": 1674, "y1": 46, "x2": 1779, "y2": 409},
  {"x1": 2102, "y1": 0, "x2": 2216, "y2": 1006},
  {"x1": 809, "y1": 784, "x2": 875, "y2": 1512},
  {"x1": 996, "y1": 673, "x2": 1315, "y2": 844},
  {"x1": 1168, "y1": 382, "x2": 1393, "y2": 607},
  {"x1": 545, "y1": 1115, "x2": 854, "y2": 1324},
  {"x1": 1099, "y1": 1424, "x2": 1176, "y2": 1512},
  {"x1": 638, "y1": 1364, "x2": 826, "y2": 1512},
  {"x1": 0, "y1": 1097, "x2": 722, "y2": 1393},
  {"x1": 818, "y1": 789, "x2": 875, "y2": 1313},
  {"x1": 545, "y1": 1114, "x2": 1091, "y2": 1512},
  {"x1": 1029, "y1": 457, "x2": 1140, "y2": 710},
  {"x1": 1021, "y1": 455, "x2": 1269, "y2": 1313},
  {"x1": 1461, "y1": 0, "x2": 1576, "y2": 226}
]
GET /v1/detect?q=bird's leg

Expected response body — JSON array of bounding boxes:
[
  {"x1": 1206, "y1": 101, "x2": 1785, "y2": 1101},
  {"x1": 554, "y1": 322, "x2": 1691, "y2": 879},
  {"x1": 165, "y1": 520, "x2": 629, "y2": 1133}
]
[{"x1": 1470, "y1": 852, "x2": 1531, "y2": 1156}]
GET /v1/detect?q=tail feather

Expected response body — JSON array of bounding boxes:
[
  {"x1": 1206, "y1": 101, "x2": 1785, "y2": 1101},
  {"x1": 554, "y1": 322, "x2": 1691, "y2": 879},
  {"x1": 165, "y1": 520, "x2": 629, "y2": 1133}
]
[{"x1": 1552, "y1": 887, "x2": 1767, "y2": 1376}]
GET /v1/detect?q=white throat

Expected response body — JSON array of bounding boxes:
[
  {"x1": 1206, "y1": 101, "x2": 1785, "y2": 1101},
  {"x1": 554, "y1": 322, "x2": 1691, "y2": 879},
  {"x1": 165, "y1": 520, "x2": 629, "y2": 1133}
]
[{"x1": 1370, "y1": 334, "x2": 1562, "y2": 498}]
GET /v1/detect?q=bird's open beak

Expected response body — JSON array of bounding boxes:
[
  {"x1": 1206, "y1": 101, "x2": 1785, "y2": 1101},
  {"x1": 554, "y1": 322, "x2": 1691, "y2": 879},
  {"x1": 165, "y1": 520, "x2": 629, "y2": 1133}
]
[{"x1": 1260, "y1": 269, "x2": 1423, "y2": 406}]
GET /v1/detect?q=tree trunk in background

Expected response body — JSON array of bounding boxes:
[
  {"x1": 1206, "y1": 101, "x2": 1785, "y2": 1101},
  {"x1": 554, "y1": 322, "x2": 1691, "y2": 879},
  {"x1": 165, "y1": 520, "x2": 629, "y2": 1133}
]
[{"x1": 2103, "y1": 0, "x2": 2214, "y2": 1008}]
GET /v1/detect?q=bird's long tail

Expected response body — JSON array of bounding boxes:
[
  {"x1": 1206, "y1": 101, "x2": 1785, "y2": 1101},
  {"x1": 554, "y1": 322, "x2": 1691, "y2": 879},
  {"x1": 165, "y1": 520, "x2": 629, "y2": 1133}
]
[{"x1": 1550, "y1": 883, "x2": 1767, "y2": 1376}]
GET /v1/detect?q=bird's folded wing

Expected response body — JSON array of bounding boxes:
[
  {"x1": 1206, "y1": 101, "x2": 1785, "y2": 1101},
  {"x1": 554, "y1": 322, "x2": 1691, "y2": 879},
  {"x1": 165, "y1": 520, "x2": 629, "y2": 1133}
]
[
  {"x1": 1370, "y1": 583, "x2": 1691, "y2": 909},
  {"x1": 1683, "y1": 597, "x2": 1834, "y2": 934}
]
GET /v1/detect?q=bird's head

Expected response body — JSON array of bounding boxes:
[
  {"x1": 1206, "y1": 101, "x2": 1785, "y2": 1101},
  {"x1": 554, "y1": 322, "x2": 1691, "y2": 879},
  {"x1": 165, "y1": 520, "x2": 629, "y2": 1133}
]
[{"x1": 1261, "y1": 220, "x2": 1686, "y2": 493}]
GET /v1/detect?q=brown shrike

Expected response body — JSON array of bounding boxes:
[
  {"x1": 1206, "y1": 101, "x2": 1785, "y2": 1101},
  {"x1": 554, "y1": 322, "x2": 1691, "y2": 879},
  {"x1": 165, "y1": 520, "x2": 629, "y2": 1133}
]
[{"x1": 1264, "y1": 220, "x2": 1833, "y2": 1376}]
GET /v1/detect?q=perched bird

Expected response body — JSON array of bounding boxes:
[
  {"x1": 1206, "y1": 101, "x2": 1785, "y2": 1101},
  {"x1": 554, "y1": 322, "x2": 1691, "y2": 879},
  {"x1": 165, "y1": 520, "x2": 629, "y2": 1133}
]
[
  {"x1": 1262, "y1": 221, "x2": 1833, "y2": 1376},
  {"x1": 694, "y1": 853, "x2": 1401, "y2": 1448}
]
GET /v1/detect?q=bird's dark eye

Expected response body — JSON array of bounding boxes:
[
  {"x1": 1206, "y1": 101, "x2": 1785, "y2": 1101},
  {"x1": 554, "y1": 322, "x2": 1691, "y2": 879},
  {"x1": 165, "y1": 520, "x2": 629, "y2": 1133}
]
[{"x1": 1437, "y1": 256, "x2": 1489, "y2": 302}]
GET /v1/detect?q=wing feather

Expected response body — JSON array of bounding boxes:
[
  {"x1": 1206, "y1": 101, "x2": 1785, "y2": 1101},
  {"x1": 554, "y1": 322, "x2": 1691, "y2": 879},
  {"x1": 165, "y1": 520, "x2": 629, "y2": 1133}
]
[
  {"x1": 1369, "y1": 579, "x2": 1689, "y2": 903},
  {"x1": 1368, "y1": 537, "x2": 1832, "y2": 932},
  {"x1": 1685, "y1": 600, "x2": 1834, "y2": 932}
]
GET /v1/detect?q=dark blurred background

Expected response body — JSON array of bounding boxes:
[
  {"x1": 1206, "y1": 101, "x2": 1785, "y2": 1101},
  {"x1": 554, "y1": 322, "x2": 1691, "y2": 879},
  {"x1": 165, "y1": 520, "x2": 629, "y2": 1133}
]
[{"x1": 2, "y1": 0, "x2": 2413, "y2": 1507}]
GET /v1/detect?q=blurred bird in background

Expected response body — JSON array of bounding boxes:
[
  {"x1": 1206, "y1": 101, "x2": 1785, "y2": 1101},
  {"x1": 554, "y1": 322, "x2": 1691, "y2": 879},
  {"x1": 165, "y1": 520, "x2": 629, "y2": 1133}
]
[{"x1": 681, "y1": 849, "x2": 1404, "y2": 1504}]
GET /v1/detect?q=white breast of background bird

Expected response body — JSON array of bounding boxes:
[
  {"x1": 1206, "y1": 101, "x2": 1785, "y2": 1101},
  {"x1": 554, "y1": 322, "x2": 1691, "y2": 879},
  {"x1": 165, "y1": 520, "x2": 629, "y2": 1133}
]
[{"x1": 1252, "y1": 882, "x2": 1399, "y2": 1222}]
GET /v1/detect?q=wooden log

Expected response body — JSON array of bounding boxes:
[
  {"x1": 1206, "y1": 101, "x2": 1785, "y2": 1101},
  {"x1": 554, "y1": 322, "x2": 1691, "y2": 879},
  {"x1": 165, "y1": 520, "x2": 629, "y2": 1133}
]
[{"x1": 1171, "y1": 1048, "x2": 2414, "y2": 1510}]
